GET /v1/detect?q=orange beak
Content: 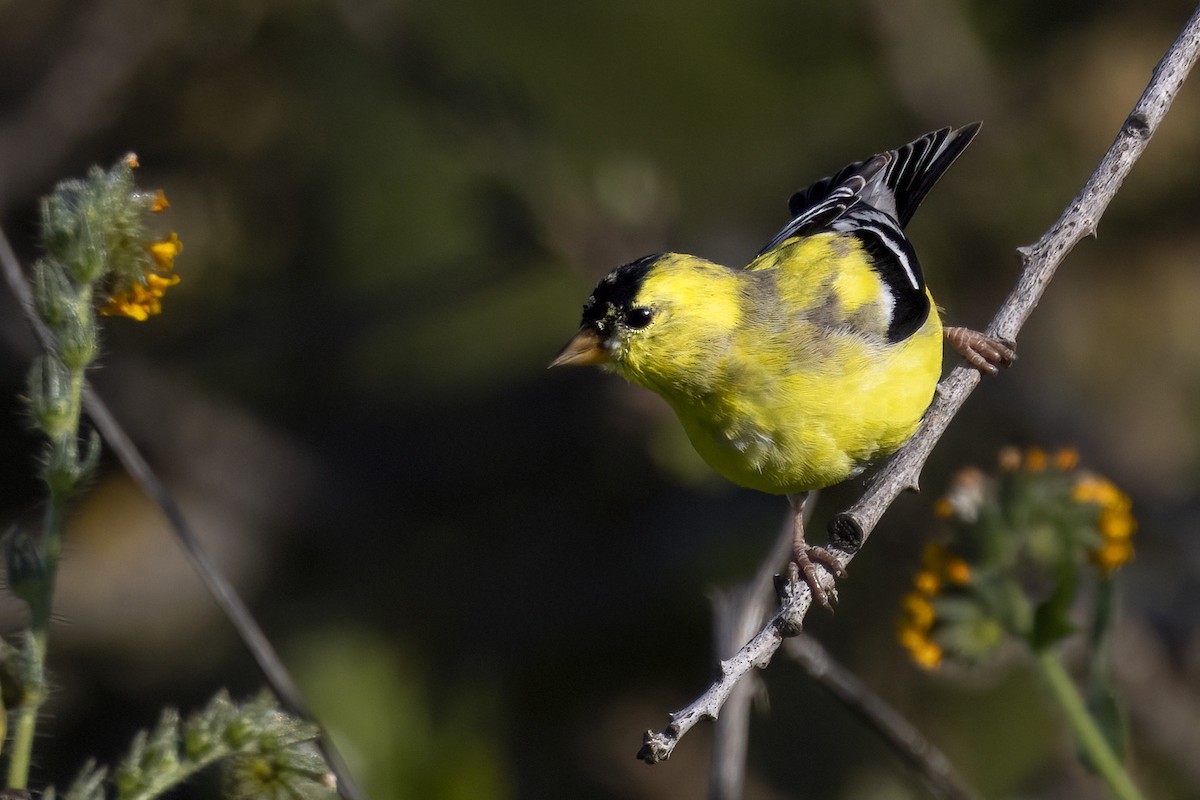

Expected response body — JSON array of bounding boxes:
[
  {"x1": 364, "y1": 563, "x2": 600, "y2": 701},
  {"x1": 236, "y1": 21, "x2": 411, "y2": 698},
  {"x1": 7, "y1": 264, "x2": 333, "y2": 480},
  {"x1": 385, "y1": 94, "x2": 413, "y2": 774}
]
[{"x1": 549, "y1": 327, "x2": 609, "y2": 368}]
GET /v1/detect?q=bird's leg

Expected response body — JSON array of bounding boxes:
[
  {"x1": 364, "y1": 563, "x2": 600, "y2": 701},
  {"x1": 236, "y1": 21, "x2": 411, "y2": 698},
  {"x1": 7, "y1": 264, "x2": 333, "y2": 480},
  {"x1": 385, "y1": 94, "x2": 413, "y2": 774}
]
[
  {"x1": 944, "y1": 327, "x2": 1016, "y2": 374},
  {"x1": 787, "y1": 492, "x2": 846, "y2": 610}
]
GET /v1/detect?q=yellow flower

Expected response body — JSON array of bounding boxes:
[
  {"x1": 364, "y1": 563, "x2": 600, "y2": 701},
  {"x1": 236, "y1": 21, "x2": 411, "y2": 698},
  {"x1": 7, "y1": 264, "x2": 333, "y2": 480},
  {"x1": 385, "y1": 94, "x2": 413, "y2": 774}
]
[
  {"x1": 1055, "y1": 448, "x2": 1080, "y2": 470},
  {"x1": 151, "y1": 190, "x2": 170, "y2": 213},
  {"x1": 912, "y1": 639, "x2": 943, "y2": 669},
  {"x1": 899, "y1": 625, "x2": 943, "y2": 669},
  {"x1": 1072, "y1": 475, "x2": 1123, "y2": 508},
  {"x1": 100, "y1": 296, "x2": 150, "y2": 321},
  {"x1": 1072, "y1": 474, "x2": 1136, "y2": 574},
  {"x1": 1091, "y1": 539, "x2": 1134, "y2": 575},
  {"x1": 1024, "y1": 447, "x2": 1048, "y2": 472},
  {"x1": 944, "y1": 557, "x2": 971, "y2": 586},
  {"x1": 149, "y1": 232, "x2": 182, "y2": 270},
  {"x1": 100, "y1": 233, "x2": 183, "y2": 321},
  {"x1": 933, "y1": 497, "x2": 954, "y2": 519},
  {"x1": 914, "y1": 569, "x2": 941, "y2": 597},
  {"x1": 1099, "y1": 509, "x2": 1135, "y2": 541},
  {"x1": 902, "y1": 593, "x2": 936, "y2": 630}
]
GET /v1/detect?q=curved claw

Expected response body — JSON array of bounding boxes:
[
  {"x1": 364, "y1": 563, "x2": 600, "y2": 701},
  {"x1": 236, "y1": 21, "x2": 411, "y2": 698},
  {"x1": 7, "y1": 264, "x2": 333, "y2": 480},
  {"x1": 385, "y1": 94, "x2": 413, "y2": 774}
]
[
  {"x1": 945, "y1": 327, "x2": 1016, "y2": 374},
  {"x1": 791, "y1": 545, "x2": 846, "y2": 611}
]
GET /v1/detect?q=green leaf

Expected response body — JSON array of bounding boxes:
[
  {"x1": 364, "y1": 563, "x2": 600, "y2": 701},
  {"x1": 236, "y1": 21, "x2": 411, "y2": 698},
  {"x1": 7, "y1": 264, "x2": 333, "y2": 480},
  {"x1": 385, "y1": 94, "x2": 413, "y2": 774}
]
[{"x1": 1031, "y1": 563, "x2": 1079, "y2": 650}]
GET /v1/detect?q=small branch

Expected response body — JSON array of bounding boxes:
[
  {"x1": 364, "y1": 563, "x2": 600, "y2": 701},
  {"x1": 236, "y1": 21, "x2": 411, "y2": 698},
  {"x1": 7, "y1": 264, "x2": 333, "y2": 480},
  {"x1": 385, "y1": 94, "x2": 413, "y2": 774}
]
[
  {"x1": 638, "y1": 1, "x2": 1200, "y2": 764},
  {"x1": 640, "y1": 561, "x2": 830, "y2": 763},
  {"x1": 708, "y1": 511, "x2": 802, "y2": 799},
  {"x1": 643, "y1": 502, "x2": 821, "y2": 768},
  {"x1": 786, "y1": 636, "x2": 979, "y2": 800}
]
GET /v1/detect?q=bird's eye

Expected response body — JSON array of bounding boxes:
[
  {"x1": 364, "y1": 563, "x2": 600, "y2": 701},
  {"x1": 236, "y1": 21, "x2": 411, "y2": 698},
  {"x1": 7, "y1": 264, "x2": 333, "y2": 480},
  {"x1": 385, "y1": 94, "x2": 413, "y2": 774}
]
[{"x1": 625, "y1": 307, "x2": 655, "y2": 329}]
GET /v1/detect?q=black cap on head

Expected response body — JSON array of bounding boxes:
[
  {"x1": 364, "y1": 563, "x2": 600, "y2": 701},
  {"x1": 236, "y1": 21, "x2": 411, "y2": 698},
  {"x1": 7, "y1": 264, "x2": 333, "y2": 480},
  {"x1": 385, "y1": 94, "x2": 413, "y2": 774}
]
[{"x1": 581, "y1": 254, "x2": 660, "y2": 329}]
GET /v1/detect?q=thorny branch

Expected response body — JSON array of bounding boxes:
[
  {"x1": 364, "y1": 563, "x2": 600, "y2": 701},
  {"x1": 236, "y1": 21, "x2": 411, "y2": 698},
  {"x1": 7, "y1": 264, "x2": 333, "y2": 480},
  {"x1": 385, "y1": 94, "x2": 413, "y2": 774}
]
[{"x1": 638, "y1": 1, "x2": 1200, "y2": 765}]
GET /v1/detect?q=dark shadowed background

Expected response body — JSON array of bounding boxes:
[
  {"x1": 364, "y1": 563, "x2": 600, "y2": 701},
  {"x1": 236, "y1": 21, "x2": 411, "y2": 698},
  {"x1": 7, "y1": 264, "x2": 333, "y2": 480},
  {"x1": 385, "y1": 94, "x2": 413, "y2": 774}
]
[{"x1": 2, "y1": 1, "x2": 1199, "y2": 797}]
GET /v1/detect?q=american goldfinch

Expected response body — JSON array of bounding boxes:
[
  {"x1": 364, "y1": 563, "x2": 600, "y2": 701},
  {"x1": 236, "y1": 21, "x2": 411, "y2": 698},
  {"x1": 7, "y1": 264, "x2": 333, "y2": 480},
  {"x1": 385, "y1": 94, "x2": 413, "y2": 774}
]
[{"x1": 551, "y1": 125, "x2": 1013, "y2": 607}]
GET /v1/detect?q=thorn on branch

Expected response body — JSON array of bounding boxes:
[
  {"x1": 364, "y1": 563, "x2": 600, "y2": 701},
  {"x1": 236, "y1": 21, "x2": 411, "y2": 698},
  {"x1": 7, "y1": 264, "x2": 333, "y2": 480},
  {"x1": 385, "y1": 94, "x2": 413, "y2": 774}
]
[
  {"x1": 751, "y1": 648, "x2": 777, "y2": 669},
  {"x1": 1124, "y1": 112, "x2": 1152, "y2": 140}
]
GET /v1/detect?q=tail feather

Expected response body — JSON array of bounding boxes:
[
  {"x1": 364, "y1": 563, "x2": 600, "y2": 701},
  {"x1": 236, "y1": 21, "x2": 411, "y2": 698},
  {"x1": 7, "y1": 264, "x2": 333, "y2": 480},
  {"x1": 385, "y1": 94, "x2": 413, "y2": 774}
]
[
  {"x1": 786, "y1": 123, "x2": 981, "y2": 230},
  {"x1": 885, "y1": 122, "x2": 981, "y2": 227}
]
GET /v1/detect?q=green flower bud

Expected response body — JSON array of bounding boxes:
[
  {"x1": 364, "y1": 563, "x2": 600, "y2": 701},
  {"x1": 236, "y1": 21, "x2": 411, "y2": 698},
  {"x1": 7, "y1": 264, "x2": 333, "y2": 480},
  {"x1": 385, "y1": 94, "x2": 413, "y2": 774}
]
[
  {"x1": 31, "y1": 258, "x2": 72, "y2": 328},
  {"x1": 26, "y1": 356, "x2": 74, "y2": 438},
  {"x1": 57, "y1": 299, "x2": 98, "y2": 370},
  {"x1": 66, "y1": 216, "x2": 108, "y2": 284},
  {"x1": 39, "y1": 188, "x2": 81, "y2": 261},
  {"x1": 42, "y1": 439, "x2": 80, "y2": 495}
]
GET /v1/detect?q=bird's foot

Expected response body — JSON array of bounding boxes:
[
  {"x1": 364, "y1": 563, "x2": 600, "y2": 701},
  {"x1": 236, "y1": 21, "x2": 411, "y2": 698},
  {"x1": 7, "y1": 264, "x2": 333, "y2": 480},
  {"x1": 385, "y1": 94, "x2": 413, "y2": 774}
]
[
  {"x1": 945, "y1": 327, "x2": 1016, "y2": 374},
  {"x1": 790, "y1": 544, "x2": 847, "y2": 611}
]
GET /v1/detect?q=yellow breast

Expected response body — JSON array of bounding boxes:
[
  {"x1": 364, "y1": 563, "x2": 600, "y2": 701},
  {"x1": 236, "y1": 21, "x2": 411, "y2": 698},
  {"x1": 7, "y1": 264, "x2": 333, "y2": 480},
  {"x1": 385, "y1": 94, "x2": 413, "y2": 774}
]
[
  {"x1": 631, "y1": 239, "x2": 944, "y2": 495},
  {"x1": 670, "y1": 298, "x2": 942, "y2": 494}
]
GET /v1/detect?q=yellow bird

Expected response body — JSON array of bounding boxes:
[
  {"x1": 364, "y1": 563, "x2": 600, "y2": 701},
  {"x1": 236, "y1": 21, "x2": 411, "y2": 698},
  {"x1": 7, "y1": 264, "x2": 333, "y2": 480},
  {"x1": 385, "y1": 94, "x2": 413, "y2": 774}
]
[{"x1": 551, "y1": 125, "x2": 1012, "y2": 606}]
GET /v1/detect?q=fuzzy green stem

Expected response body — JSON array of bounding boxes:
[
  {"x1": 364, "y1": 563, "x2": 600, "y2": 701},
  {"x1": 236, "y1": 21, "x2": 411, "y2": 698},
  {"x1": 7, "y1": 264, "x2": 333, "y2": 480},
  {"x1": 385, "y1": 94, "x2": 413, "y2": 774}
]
[
  {"x1": 1035, "y1": 649, "x2": 1143, "y2": 800},
  {"x1": 7, "y1": 359, "x2": 84, "y2": 788},
  {"x1": 6, "y1": 469, "x2": 71, "y2": 789},
  {"x1": 5, "y1": 630, "x2": 46, "y2": 789}
]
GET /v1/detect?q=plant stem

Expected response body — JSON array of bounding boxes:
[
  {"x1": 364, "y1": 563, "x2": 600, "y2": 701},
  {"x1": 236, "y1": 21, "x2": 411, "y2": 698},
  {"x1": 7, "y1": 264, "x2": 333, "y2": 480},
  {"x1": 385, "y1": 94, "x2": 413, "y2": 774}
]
[
  {"x1": 7, "y1": 376, "x2": 78, "y2": 788},
  {"x1": 1035, "y1": 649, "x2": 1143, "y2": 800},
  {"x1": 5, "y1": 630, "x2": 45, "y2": 789}
]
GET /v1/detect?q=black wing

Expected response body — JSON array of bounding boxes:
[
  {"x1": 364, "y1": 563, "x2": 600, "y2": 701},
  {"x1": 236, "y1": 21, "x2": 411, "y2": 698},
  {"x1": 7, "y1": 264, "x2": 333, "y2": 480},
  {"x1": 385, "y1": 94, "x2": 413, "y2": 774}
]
[{"x1": 755, "y1": 124, "x2": 980, "y2": 342}]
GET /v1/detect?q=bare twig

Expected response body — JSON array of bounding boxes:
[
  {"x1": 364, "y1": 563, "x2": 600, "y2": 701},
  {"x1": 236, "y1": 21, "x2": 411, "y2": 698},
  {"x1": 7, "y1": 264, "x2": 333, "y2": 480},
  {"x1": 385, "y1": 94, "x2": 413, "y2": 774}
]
[
  {"x1": 785, "y1": 636, "x2": 979, "y2": 800},
  {"x1": 708, "y1": 509, "x2": 800, "y2": 799},
  {"x1": 638, "y1": 1, "x2": 1200, "y2": 764},
  {"x1": 0, "y1": 230, "x2": 366, "y2": 800}
]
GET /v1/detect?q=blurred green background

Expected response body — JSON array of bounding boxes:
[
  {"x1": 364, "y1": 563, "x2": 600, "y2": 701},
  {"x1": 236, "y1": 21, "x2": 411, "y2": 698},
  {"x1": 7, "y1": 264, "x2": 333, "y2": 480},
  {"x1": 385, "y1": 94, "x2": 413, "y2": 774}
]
[{"x1": 2, "y1": 0, "x2": 1200, "y2": 797}]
